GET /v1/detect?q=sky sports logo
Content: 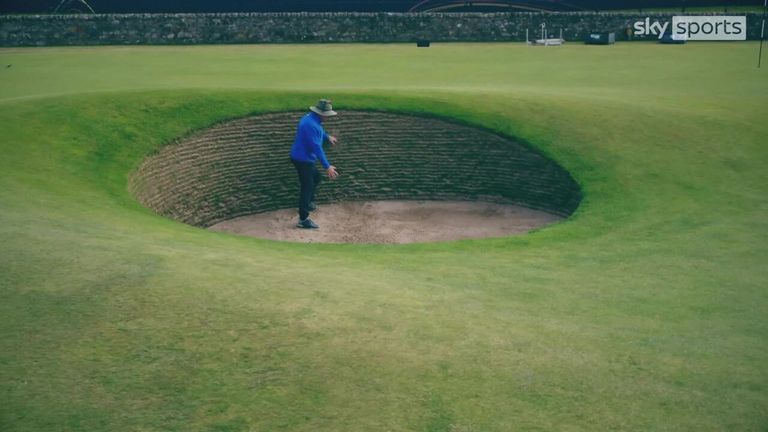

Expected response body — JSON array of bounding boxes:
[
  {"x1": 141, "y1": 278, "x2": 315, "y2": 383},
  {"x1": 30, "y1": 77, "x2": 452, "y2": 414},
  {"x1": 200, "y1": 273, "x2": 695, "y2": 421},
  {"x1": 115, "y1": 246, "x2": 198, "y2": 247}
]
[{"x1": 634, "y1": 16, "x2": 747, "y2": 41}]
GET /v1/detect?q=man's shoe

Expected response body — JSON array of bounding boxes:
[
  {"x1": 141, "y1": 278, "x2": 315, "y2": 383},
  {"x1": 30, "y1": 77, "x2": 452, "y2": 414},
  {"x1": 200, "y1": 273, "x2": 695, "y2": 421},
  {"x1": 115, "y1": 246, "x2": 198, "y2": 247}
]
[
  {"x1": 308, "y1": 202, "x2": 317, "y2": 212},
  {"x1": 297, "y1": 218, "x2": 319, "y2": 229}
]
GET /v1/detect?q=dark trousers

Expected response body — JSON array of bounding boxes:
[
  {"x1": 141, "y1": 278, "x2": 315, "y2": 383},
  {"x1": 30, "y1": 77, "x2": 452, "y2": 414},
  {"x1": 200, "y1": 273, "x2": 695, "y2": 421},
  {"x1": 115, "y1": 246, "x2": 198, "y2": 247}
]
[{"x1": 291, "y1": 159, "x2": 322, "y2": 220}]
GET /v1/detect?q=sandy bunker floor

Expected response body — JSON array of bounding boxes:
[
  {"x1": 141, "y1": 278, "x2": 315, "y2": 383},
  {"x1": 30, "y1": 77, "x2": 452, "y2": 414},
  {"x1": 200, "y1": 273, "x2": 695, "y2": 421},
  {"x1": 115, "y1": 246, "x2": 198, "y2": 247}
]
[{"x1": 209, "y1": 200, "x2": 563, "y2": 244}]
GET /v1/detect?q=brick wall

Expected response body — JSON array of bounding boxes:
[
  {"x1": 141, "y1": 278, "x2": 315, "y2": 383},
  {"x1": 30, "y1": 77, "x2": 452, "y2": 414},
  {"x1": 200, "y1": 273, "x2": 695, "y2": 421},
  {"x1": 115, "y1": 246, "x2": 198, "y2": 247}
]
[
  {"x1": 0, "y1": 12, "x2": 763, "y2": 46},
  {"x1": 128, "y1": 111, "x2": 582, "y2": 227}
]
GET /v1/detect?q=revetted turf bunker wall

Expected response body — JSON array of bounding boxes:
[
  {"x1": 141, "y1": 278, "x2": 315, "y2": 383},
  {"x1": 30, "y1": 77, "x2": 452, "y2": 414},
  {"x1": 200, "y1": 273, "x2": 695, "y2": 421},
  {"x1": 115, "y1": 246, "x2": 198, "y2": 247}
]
[{"x1": 129, "y1": 111, "x2": 581, "y2": 227}]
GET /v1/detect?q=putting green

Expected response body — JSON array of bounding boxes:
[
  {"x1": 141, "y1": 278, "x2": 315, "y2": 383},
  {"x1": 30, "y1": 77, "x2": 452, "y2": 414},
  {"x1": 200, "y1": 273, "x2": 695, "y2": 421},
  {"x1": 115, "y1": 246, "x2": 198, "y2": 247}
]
[{"x1": 1, "y1": 43, "x2": 766, "y2": 431}]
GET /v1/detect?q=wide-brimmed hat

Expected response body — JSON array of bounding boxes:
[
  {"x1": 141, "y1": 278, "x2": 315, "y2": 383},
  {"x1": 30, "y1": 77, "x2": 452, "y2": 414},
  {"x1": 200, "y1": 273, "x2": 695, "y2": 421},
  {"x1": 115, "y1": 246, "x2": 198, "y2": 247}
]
[{"x1": 310, "y1": 99, "x2": 337, "y2": 117}]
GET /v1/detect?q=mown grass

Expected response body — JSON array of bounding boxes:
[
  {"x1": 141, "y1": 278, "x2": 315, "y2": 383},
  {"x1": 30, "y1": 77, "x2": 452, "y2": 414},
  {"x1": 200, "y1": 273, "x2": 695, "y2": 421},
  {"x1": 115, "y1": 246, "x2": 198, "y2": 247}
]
[{"x1": 0, "y1": 43, "x2": 767, "y2": 431}]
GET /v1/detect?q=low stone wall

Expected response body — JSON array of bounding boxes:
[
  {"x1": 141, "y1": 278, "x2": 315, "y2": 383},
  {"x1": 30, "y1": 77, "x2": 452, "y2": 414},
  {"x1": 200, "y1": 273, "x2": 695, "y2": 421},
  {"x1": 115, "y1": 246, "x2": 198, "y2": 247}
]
[
  {"x1": 129, "y1": 111, "x2": 582, "y2": 227},
  {"x1": 0, "y1": 12, "x2": 763, "y2": 46}
]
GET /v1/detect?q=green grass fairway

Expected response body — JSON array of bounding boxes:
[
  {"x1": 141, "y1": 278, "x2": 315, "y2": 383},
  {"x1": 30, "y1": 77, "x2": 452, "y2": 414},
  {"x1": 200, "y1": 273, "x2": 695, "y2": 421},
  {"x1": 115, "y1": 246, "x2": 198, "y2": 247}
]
[{"x1": 1, "y1": 43, "x2": 767, "y2": 431}]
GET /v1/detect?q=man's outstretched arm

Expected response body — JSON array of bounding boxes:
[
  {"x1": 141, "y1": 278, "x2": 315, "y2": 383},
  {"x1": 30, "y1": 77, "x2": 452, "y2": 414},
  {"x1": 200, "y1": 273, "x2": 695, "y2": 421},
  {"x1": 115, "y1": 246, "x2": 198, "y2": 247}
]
[{"x1": 312, "y1": 129, "x2": 338, "y2": 179}]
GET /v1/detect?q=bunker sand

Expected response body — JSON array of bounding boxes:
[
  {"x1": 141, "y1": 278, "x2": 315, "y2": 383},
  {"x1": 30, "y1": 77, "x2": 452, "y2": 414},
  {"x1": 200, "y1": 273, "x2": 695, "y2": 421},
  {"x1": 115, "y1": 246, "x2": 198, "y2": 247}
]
[{"x1": 209, "y1": 200, "x2": 562, "y2": 244}]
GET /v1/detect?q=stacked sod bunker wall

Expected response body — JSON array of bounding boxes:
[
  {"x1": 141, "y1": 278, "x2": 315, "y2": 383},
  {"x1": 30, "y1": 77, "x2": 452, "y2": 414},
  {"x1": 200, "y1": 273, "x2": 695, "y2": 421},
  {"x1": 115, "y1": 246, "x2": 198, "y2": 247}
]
[
  {"x1": 0, "y1": 12, "x2": 764, "y2": 46},
  {"x1": 129, "y1": 111, "x2": 582, "y2": 228}
]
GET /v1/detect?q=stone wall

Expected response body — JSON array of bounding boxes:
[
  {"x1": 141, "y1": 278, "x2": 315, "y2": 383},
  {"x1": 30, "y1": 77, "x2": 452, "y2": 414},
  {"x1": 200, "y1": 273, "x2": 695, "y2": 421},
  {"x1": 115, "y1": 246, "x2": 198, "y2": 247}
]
[
  {"x1": 129, "y1": 111, "x2": 582, "y2": 228},
  {"x1": 0, "y1": 12, "x2": 763, "y2": 46}
]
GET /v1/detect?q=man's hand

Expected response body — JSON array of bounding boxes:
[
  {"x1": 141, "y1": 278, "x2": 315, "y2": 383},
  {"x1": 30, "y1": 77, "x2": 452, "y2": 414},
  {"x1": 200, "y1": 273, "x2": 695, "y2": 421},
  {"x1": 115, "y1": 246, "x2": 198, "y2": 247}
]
[
  {"x1": 328, "y1": 135, "x2": 338, "y2": 146},
  {"x1": 326, "y1": 165, "x2": 339, "y2": 179}
]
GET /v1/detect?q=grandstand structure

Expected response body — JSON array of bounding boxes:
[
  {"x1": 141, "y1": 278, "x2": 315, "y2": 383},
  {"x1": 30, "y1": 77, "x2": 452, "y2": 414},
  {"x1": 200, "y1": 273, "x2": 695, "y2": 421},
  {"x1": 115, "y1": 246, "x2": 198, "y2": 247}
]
[{"x1": 0, "y1": 0, "x2": 761, "y2": 14}]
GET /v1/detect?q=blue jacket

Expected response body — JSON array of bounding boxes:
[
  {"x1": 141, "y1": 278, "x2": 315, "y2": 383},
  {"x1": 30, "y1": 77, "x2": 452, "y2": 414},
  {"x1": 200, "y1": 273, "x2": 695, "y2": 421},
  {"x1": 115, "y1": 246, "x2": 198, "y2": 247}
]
[{"x1": 289, "y1": 112, "x2": 330, "y2": 169}]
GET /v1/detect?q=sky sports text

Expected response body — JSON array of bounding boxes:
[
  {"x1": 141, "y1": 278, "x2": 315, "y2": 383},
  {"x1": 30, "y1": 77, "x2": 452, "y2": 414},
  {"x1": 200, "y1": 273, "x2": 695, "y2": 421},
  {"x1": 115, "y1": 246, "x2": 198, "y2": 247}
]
[{"x1": 633, "y1": 16, "x2": 746, "y2": 41}]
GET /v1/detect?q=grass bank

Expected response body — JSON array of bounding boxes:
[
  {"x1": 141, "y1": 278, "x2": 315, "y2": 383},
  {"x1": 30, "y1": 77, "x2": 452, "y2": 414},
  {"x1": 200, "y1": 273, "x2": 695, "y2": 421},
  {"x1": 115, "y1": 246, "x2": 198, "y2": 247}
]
[{"x1": 0, "y1": 43, "x2": 766, "y2": 431}]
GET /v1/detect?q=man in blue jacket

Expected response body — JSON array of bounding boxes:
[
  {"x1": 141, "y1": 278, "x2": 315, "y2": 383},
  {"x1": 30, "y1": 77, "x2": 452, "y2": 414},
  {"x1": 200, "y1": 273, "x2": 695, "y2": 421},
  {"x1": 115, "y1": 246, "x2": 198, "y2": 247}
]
[{"x1": 289, "y1": 99, "x2": 339, "y2": 229}]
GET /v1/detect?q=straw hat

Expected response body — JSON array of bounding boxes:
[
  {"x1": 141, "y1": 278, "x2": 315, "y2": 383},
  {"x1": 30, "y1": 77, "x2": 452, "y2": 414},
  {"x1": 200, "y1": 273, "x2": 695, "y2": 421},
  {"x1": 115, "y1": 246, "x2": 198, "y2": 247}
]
[{"x1": 309, "y1": 99, "x2": 337, "y2": 117}]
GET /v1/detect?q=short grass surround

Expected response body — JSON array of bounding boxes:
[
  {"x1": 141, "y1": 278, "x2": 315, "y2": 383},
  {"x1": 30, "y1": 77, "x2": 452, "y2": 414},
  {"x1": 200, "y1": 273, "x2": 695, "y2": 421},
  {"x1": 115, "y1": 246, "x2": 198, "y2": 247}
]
[
  {"x1": 131, "y1": 111, "x2": 580, "y2": 228},
  {"x1": 0, "y1": 43, "x2": 767, "y2": 431}
]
